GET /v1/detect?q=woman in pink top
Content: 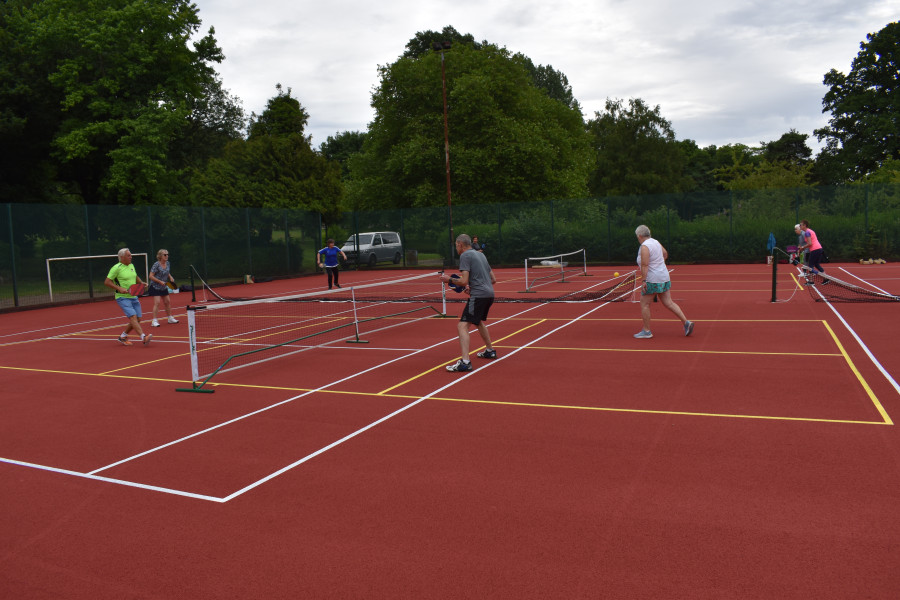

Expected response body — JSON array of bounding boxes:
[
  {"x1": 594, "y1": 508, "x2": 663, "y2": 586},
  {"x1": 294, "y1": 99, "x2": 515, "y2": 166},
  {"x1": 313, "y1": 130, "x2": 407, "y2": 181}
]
[{"x1": 799, "y1": 220, "x2": 828, "y2": 282}]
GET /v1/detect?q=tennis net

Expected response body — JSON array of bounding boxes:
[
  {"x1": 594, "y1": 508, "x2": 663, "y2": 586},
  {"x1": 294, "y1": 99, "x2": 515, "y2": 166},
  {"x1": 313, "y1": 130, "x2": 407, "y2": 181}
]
[
  {"x1": 798, "y1": 266, "x2": 900, "y2": 303},
  {"x1": 523, "y1": 249, "x2": 587, "y2": 292},
  {"x1": 177, "y1": 272, "x2": 445, "y2": 392},
  {"x1": 770, "y1": 249, "x2": 899, "y2": 303}
]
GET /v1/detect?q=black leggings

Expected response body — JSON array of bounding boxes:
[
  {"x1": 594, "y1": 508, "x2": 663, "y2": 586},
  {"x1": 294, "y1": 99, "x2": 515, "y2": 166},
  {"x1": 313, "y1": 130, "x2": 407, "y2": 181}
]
[
  {"x1": 325, "y1": 266, "x2": 340, "y2": 288},
  {"x1": 808, "y1": 249, "x2": 825, "y2": 274}
]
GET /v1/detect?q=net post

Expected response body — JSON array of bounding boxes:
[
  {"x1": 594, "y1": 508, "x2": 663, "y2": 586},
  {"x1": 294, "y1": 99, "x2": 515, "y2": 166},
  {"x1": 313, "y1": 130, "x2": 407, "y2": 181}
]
[
  {"x1": 345, "y1": 285, "x2": 370, "y2": 343},
  {"x1": 189, "y1": 266, "x2": 196, "y2": 302},
  {"x1": 46, "y1": 259, "x2": 53, "y2": 303},
  {"x1": 176, "y1": 306, "x2": 216, "y2": 392},
  {"x1": 771, "y1": 249, "x2": 777, "y2": 302},
  {"x1": 524, "y1": 258, "x2": 529, "y2": 291}
]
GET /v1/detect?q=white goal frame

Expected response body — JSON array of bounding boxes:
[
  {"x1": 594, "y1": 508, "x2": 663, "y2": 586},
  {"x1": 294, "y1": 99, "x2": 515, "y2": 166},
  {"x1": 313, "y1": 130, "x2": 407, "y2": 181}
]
[{"x1": 46, "y1": 253, "x2": 149, "y2": 302}]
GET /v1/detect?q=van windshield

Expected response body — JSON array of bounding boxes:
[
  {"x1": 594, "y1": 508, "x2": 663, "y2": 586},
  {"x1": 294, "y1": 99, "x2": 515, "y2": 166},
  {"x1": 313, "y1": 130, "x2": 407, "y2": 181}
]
[{"x1": 344, "y1": 234, "x2": 373, "y2": 246}]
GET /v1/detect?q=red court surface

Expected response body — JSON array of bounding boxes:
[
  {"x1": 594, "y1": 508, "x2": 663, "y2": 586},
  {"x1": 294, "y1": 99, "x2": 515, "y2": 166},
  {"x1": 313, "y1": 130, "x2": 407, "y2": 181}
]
[{"x1": 2, "y1": 263, "x2": 900, "y2": 598}]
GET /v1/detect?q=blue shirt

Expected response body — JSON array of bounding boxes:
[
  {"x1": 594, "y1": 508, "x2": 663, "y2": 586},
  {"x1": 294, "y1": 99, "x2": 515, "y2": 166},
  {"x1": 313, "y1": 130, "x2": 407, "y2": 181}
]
[{"x1": 318, "y1": 246, "x2": 341, "y2": 267}]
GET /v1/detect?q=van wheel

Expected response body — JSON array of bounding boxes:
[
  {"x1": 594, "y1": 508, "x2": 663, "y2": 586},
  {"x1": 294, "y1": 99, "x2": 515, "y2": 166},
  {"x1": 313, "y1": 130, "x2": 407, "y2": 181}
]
[
  {"x1": 393, "y1": 252, "x2": 401, "y2": 264},
  {"x1": 368, "y1": 253, "x2": 377, "y2": 267}
]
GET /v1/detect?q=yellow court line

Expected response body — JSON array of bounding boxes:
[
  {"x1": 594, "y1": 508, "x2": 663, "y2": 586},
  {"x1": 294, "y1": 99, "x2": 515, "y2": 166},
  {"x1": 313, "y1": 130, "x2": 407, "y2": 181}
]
[
  {"x1": 424, "y1": 396, "x2": 891, "y2": 426},
  {"x1": 1, "y1": 364, "x2": 190, "y2": 385},
  {"x1": 101, "y1": 350, "x2": 193, "y2": 374},
  {"x1": 495, "y1": 317, "x2": 824, "y2": 323},
  {"x1": 822, "y1": 320, "x2": 893, "y2": 425},
  {"x1": 1, "y1": 364, "x2": 889, "y2": 426},
  {"x1": 376, "y1": 319, "x2": 549, "y2": 395},
  {"x1": 496, "y1": 345, "x2": 841, "y2": 357}
]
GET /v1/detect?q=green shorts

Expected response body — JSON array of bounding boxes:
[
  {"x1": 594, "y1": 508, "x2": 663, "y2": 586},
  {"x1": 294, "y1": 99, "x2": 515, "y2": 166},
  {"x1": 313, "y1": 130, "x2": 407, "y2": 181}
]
[{"x1": 642, "y1": 281, "x2": 671, "y2": 295}]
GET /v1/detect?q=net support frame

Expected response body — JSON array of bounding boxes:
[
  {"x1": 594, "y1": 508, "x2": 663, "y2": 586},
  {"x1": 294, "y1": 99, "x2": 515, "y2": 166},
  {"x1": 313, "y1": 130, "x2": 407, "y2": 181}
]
[
  {"x1": 523, "y1": 249, "x2": 588, "y2": 293},
  {"x1": 176, "y1": 272, "x2": 444, "y2": 393}
]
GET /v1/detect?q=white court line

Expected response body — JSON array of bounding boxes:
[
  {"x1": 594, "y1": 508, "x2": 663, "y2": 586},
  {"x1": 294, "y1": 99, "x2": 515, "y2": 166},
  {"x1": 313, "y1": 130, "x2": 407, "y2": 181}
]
[
  {"x1": 838, "y1": 267, "x2": 894, "y2": 296},
  {"x1": 809, "y1": 285, "x2": 900, "y2": 398},
  {"x1": 221, "y1": 295, "x2": 619, "y2": 502},
  {"x1": 1, "y1": 290, "x2": 617, "y2": 501},
  {"x1": 0, "y1": 456, "x2": 226, "y2": 502}
]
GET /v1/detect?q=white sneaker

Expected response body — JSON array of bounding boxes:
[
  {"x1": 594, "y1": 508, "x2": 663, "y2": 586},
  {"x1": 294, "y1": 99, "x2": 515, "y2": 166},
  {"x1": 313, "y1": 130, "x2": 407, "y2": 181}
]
[
  {"x1": 151, "y1": 320, "x2": 160, "y2": 327},
  {"x1": 167, "y1": 317, "x2": 179, "y2": 324}
]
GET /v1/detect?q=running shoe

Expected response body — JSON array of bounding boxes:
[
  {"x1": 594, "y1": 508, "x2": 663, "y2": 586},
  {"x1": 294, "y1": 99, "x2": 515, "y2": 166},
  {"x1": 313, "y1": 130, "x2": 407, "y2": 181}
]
[
  {"x1": 142, "y1": 333, "x2": 153, "y2": 346},
  {"x1": 117, "y1": 336, "x2": 132, "y2": 346},
  {"x1": 633, "y1": 330, "x2": 653, "y2": 339},
  {"x1": 446, "y1": 359, "x2": 472, "y2": 372},
  {"x1": 167, "y1": 317, "x2": 179, "y2": 324},
  {"x1": 151, "y1": 320, "x2": 160, "y2": 327},
  {"x1": 684, "y1": 321, "x2": 694, "y2": 336},
  {"x1": 476, "y1": 349, "x2": 497, "y2": 359}
]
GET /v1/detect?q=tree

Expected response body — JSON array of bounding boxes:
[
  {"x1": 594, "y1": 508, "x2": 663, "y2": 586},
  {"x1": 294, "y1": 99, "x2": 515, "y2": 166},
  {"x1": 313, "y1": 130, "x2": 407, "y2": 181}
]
[
  {"x1": 402, "y1": 26, "x2": 481, "y2": 59},
  {"x1": 248, "y1": 84, "x2": 309, "y2": 139},
  {"x1": 348, "y1": 42, "x2": 593, "y2": 209},
  {"x1": 404, "y1": 26, "x2": 579, "y2": 110},
  {"x1": 863, "y1": 158, "x2": 900, "y2": 184},
  {"x1": 586, "y1": 98, "x2": 689, "y2": 196},
  {"x1": 320, "y1": 131, "x2": 367, "y2": 180},
  {"x1": 0, "y1": 0, "x2": 236, "y2": 204},
  {"x1": 814, "y1": 21, "x2": 900, "y2": 181},
  {"x1": 190, "y1": 86, "x2": 342, "y2": 216},
  {"x1": 760, "y1": 129, "x2": 813, "y2": 166}
]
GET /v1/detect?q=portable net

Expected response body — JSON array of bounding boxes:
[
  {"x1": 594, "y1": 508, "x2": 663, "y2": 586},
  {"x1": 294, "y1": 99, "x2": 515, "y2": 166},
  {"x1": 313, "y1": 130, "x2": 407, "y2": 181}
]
[
  {"x1": 523, "y1": 249, "x2": 587, "y2": 291},
  {"x1": 770, "y1": 248, "x2": 899, "y2": 303},
  {"x1": 177, "y1": 272, "x2": 444, "y2": 392},
  {"x1": 797, "y1": 265, "x2": 900, "y2": 303},
  {"x1": 177, "y1": 270, "x2": 637, "y2": 392}
]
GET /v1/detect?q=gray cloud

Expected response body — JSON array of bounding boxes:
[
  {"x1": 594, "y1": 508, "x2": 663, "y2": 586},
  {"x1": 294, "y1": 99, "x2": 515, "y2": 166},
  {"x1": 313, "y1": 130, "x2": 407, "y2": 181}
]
[{"x1": 193, "y1": 0, "x2": 898, "y2": 152}]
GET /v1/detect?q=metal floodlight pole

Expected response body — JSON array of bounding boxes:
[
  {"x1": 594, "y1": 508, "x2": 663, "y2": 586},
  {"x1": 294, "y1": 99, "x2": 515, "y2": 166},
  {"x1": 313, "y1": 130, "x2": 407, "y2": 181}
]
[{"x1": 434, "y1": 41, "x2": 453, "y2": 265}]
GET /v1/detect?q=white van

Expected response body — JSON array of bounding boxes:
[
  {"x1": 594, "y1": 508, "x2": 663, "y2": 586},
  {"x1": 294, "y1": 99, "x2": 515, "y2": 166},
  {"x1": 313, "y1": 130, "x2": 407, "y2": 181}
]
[{"x1": 340, "y1": 232, "x2": 403, "y2": 267}]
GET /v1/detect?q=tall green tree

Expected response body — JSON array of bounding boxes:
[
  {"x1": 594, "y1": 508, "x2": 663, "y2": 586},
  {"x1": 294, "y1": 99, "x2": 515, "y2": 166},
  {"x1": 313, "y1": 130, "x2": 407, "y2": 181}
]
[
  {"x1": 586, "y1": 98, "x2": 689, "y2": 196},
  {"x1": 349, "y1": 42, "x2": 592, "y2": 209},
  {"x1": 0, "y1": 0, "x2": 238, "y2": 204},
  {"x1": 320, "y1": 131, "x2": 367, "y2": 180},
  {"x1": 403, "y1": 26, "x2": 579, "y2": 110},
  {"x1": 760, "y1": 129, "x2": 813, "y2": 166},
  {"x1": 190, "y1": 86, "x2": 342, "y2": 216},
  {"x1": 814, "y1": 21, "x2": 900, "y2": 182}
]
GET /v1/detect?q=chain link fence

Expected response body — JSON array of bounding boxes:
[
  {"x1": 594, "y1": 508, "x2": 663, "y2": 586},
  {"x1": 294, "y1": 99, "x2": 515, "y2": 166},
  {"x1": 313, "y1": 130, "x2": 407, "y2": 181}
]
[{"x1": 2, "y1": 183, "x2": 898, "y2": 309}]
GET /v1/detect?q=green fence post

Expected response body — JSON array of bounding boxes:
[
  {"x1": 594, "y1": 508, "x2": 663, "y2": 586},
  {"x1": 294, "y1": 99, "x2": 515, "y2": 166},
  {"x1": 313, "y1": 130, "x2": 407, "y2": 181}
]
[
  {"x1": 245, "y1": 208, "x2": 252, "y2": 277},
  {"x1": 550, "y1": 200, "x2": 555, "y2": 255},
  {"x1": 729, "y1": 191, "x2": 734, "y2": 261},
  {"x1": 283, "y1": 210, "x2": 290, "y2": 273},
  {"x1": 497, "y1": 205, "x2": 502, "y2": 262},
  {"x1": 147, "y1": 206, "x2": 154, "y2": 256},
  {"x1": 865, "y1": 183, "x2": 869, "y2": 233},
  {"x1": 84, "y1": 205, "x2": 95, "y2": 299},
  {"x1": 606, "y1": 199, "x2": 612, "y2": 263},
  {"x1": 201, "y1": 206, "x2": 208, "y2": 278},
  {"x1": 7, "y1": 204, "x2": 19, "y2": 307}
]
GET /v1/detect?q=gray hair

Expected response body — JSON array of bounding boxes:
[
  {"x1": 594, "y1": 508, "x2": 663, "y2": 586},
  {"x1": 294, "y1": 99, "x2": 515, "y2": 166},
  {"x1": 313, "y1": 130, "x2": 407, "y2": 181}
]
[
  {"x1": 635, "y1": 225, "x2": 651, "y2": 238},
  {"x1": 455, "y1": 233, "x2": 472, "y2": 247},
  {"x1": 117, "y1": 247, "x2": 131, "y2": 258}
]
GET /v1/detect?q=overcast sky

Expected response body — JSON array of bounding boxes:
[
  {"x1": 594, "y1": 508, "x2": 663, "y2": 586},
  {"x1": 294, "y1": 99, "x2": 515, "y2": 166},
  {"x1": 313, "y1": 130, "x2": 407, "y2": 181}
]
[{"x1": 192, "y1": 0, "x2": 897, "y2": 153}]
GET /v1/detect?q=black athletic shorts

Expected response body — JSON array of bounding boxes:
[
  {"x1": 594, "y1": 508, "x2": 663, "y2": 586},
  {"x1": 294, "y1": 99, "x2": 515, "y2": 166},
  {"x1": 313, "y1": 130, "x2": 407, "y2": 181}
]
[{"x1": 460, "y1": 296, "x2": 493, "y2": 325}]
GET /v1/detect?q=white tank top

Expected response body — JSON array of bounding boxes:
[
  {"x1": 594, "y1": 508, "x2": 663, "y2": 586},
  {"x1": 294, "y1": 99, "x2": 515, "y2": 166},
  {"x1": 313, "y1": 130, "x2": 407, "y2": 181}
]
[{"x1": 636, "y1": 238, "x2": 670, "y2": 283}]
